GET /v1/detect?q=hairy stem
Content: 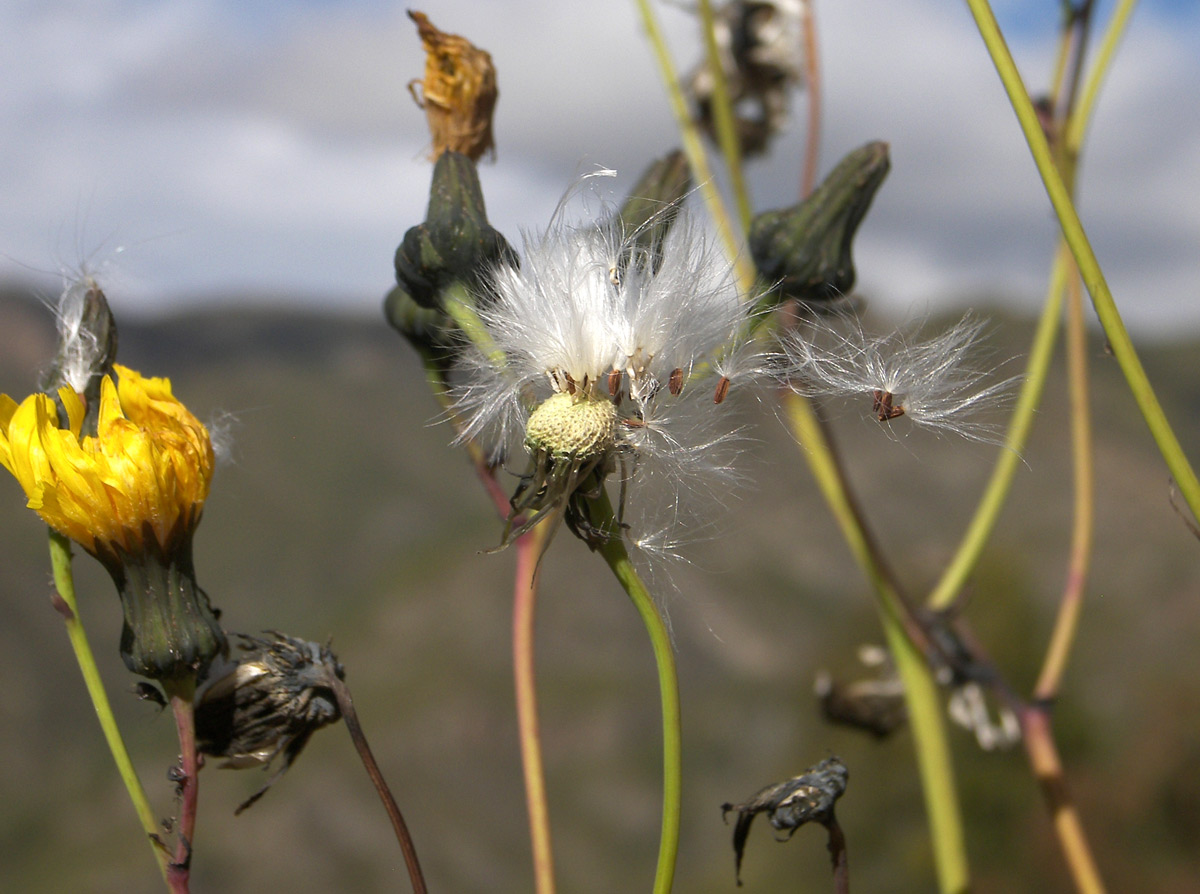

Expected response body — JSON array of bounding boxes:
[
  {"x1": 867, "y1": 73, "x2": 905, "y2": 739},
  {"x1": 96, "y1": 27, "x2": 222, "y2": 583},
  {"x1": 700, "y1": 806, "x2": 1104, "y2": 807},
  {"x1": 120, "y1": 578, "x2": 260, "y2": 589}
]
[{"x1": 47, "y1": 531, "x2": 169, "y2": 884}]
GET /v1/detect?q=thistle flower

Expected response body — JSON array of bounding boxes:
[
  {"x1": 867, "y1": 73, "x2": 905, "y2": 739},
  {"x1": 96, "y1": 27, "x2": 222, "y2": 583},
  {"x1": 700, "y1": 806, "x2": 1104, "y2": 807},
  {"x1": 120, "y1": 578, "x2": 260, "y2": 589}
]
[
  {"x1": 782, "y1": 313, "x2": 1018, "y2": 443},
  {"x1": 0, "y1": 364, "x2": 226, "y2": 678},
  {"x1": 453, "y1": 189, "x2": 766, "y2": 554}
]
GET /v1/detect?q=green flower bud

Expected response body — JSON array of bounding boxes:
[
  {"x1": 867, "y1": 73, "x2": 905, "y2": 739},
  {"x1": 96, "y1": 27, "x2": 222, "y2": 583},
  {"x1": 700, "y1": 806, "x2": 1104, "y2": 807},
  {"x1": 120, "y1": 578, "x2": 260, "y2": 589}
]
[
  {"x1": 393, "y1": 150, "x2": 516, "y2": 309},
  {"x1": 749, "y1": 141, "x2": 890, "y2": 308}
]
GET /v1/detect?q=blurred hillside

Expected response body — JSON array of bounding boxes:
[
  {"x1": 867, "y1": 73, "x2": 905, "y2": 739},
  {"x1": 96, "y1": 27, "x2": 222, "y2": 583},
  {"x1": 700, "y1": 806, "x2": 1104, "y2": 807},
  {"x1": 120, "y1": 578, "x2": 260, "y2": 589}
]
[{"x1": 1, "y1": 285, "x2": 1199, "y2": 893}]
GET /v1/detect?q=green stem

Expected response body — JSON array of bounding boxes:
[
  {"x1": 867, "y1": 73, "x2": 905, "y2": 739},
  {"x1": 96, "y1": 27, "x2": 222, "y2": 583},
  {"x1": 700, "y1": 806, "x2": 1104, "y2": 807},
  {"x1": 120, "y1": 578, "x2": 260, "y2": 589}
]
[
  {"x1": 927, "y1": 244, "x2": 1066, "y2": 610},
  {"x1": 697, "y1": 0, "x2": 753, "y2": 230},
  {"x1": 782, "y1": 394, "x2": 969, "y2": 894},
  {"x1": 633, "y1": 0, "x2": 757, "y2": 288},
  {"x1": 443, "y1": 282, "x2": 507, "y2": 371},
  {"x1": 1035, "y1": 256, "x2": 1095, "y2": 700},
  {"x1": 47, "y1": 530, "x2": 169, "y2": 884},
  {"x1": 963, "y1": 0, "x2": 1200, "y2": 520},
  {"x1": 591, "y1": 492, "x2": 681, "y2": 894}
]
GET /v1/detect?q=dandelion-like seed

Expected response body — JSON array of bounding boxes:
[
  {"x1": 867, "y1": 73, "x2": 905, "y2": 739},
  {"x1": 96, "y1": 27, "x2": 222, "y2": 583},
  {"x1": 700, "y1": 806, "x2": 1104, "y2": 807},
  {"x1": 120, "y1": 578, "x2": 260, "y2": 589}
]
[
  {"x1": 454, "y1": 186, "x2": 765, "y2": 554},
  {"x1": 782, "y1": 312, "x2": 1018, "y2": 444}
]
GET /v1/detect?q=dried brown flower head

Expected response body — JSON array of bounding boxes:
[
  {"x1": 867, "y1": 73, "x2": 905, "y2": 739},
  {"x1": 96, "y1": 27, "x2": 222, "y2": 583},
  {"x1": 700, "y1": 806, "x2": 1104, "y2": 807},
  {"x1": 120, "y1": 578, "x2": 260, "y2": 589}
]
[{"x1": 407, "y1": 10, "x2": 498, "y2": 161}]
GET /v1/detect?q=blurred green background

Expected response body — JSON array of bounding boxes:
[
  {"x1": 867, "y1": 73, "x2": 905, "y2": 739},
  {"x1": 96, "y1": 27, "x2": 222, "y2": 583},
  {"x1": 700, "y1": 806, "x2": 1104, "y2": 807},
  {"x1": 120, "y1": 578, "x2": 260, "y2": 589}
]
[{"x1": 2, "y1": 286, "x2": 1199, "y2": 893}]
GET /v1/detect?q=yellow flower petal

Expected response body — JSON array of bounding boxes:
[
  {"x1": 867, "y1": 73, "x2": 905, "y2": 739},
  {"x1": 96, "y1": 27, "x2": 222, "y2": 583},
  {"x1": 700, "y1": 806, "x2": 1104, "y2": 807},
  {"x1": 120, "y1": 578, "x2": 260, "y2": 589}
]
[{"x1": 0, "y1": 365, "x2": 213, "y2": 556}]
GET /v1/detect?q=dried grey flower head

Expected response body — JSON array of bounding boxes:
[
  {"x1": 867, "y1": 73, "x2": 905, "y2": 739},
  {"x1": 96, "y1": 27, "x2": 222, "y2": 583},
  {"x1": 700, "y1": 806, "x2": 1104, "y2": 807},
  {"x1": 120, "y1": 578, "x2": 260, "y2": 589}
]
[
  {"x1": 195, "y1": 631, "x2": 344, "y2": 814},
  {"x1": 686, "y1": 0, "x2": 807, "y2": 156},
  {"x1": 721, "y1": 756, "x2": 849, "y2": 884}
]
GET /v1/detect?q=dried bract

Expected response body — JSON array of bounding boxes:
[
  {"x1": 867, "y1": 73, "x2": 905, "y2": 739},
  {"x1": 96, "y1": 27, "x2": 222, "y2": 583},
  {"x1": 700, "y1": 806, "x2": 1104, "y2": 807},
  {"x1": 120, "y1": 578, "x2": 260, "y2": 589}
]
[
  {"x1": 814, "y1": 644, "x2": 906, "y2": 738},
  {"x1": 408, "y1": 10, "x2": 497, "y2": 161}
]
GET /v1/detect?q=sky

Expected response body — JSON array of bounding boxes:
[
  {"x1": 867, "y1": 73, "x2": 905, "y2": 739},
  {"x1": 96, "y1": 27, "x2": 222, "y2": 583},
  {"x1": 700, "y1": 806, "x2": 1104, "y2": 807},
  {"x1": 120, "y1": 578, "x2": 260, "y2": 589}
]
[{"x1": 0, "y1": 0, "x2": 1197, "y2": 335}]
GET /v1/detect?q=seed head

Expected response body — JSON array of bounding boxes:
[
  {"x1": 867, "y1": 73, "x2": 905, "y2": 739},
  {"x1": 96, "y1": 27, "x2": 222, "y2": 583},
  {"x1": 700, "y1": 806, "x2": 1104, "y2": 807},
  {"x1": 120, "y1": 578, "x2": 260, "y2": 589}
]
[{"x1": 452, "y1": 182, "x2": 768, "y2": 554}]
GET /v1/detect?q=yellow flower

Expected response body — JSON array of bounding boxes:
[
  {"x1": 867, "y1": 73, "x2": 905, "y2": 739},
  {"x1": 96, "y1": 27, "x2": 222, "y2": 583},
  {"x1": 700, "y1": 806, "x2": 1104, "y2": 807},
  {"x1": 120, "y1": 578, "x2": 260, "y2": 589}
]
[{"x1": 0, "y1": 364, "x2": 213, "y2": 559}]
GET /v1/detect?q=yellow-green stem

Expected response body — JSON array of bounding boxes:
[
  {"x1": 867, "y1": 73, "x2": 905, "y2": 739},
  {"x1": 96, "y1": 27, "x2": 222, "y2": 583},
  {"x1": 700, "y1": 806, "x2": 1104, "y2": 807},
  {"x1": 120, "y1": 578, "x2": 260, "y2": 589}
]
[
  {"x1": 592, "y1": 491, "x2": 681, "y2": 894},
  {"x1": 634, "y1": 0, "x2": 757, "y2": 287},
  {"x1": 1065, "y1": 0, "x2": 1139, "y2": 155},
  {"x1": 48, "y1": 531, "x2": 169, "y2": 884},
  {"x1": 782, "y1": 393, "x2": 969, "y2": 894},
  {"x1": 1035, "y1": 265, "x2": 1096, "y2": 695},
  {"x1": 443, "y1": 282, "x2": 506, "y2": 371},
  {"x1": 927, "y1": 244, "x2": 1066, "y2": 610},
  {"x1": 964, "y1": 0, "x2": 1200, "y2": 520},
  {"x1": 697, "y1": 0, "x2": 753, "y2": 230}
]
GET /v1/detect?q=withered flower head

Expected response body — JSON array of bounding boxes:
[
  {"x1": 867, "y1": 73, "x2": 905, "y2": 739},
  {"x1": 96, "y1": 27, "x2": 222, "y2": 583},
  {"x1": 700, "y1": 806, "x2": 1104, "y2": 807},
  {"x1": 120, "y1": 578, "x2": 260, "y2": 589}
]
[
  {"x1": 196, "y1": 632, "x2": 344, "y2": 814},
  {"x1": 687, "y1": 0, "x2": 807, "y2": 156},
  {"x1": 408, "y1": 9, "x2": 498, "y2": 162},
  {"x1": 721, "y1": 757, "x2": 849, "y2": 884}
]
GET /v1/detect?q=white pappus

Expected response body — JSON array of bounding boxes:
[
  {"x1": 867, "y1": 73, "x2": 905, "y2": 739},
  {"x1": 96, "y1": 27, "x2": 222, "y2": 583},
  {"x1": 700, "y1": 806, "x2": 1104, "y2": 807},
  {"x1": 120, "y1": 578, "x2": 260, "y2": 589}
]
[
  {"x1": 452, "y1": 184, "x2": 769, "y2": 557},
  {"x1": 781, "y1": 312, "x2": 1019, "y2": 444}
]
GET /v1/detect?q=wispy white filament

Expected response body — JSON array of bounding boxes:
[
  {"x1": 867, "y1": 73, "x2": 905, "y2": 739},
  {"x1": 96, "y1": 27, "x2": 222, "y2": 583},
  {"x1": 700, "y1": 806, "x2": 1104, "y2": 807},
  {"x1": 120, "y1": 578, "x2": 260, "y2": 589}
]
[
  {"x1": 782, "y1": 313, "x2": 1019, "y2": 444},
  {"x1": 453, "y1": 195, "x2": 769, "y2": 557},
  {"x1": 51, "y1": 276, "x2": 106, "y2": 394}
]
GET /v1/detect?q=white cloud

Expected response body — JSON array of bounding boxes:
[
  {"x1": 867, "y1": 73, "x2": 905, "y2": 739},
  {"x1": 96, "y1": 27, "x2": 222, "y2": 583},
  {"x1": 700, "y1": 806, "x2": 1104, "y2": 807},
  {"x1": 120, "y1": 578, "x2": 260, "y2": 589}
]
[{"x1": 0, "y1": 0, "x2": 1195, "y2": 335}]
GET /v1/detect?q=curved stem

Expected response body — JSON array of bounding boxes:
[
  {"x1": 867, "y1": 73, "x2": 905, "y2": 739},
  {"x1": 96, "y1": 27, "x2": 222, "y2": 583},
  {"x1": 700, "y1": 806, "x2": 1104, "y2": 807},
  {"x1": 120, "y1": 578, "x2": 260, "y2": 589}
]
[
  {"x1": 1035, "y1": 268, "x2": 1094, "y2": 699},
  {"x1": 47, "y1": 531, "x2": 169, "y2": 884},
  {"x1": 513, "y1": 520, "x2": 556, "y2": 894},
  {"x1": 927, "y1": 244, "x2": 1066, "y2": 610},
  {"x1": 591, "y1": 491, "x2": 681, "y2": 894},
  {"x1": 782, "y1": 393, "x2": 969, "y2": 894},
  {"x1": 634, "y1": 0, "x2": 757, "y2": 287},
  {"x1": 1064, "y1": 0, "x2": 1139, "y2": 155},
  {"x1": 327, "y1": 674, "x2": 429, "y2": 894},
  {"x1": 963, "y1": 0, "x2": 1200, "y2": 519},
  {"x1": 932, "y1": 0, "x2": 1137, "y2": 613}
]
